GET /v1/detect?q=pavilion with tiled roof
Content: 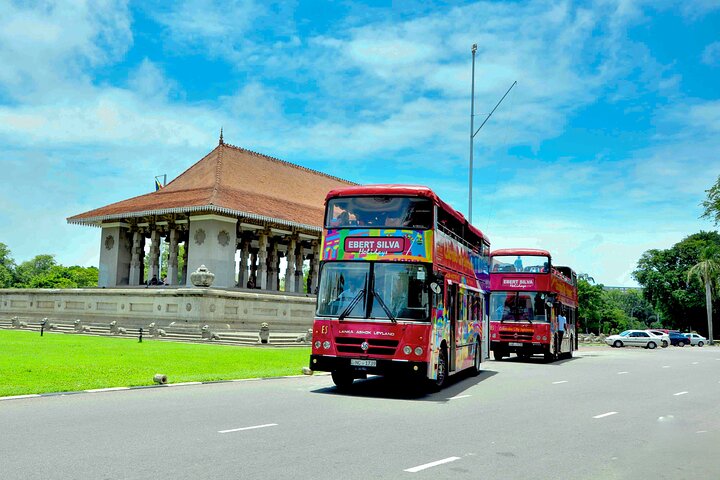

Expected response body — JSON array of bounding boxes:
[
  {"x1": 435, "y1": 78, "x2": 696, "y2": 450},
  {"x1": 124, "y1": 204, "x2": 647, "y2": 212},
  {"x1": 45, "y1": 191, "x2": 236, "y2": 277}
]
[{"x1": 68, "y1": 134, "x2": 355, "y2": 290}]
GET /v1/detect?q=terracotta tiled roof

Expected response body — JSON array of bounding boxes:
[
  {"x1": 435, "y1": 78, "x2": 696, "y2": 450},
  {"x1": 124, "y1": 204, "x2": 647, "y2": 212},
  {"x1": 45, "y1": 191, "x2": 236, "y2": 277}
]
[{"x1": 67, "y1": 143, "x2": 355, "y2": 231}]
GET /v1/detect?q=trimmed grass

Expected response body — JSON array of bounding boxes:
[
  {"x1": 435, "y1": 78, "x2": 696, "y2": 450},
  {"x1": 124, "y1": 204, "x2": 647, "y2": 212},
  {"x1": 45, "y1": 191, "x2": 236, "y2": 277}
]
[{"x1": 0, "y1": 329, "x2": 310, "y2": 397}]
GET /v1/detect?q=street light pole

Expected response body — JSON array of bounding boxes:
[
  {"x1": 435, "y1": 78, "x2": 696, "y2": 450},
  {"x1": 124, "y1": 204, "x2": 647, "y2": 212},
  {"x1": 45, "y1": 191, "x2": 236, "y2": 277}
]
[{"x1": 469, "y1": 44, "x2": 477, "y2": 222}]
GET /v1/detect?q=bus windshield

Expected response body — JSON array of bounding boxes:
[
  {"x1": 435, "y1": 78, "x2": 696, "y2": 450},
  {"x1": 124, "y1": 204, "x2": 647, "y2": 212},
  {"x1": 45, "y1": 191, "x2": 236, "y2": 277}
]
[
  {"x1": 316, "y1": 262, "x2": 430, "y2": 321},
  {"x1": 490, "y1": 291, "x2": 549, "y2": 322},
  {"x1": 325, "y1": 196, "x2": 433, "y2": 229},
  {"x1": 492, "y1": 255, "x2": 549, "y2": 273}
]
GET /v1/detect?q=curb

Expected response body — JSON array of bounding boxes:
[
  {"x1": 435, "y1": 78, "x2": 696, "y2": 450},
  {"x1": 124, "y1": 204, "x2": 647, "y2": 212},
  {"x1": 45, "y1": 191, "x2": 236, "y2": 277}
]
[{"x1": 0, "y1": 372, "x2": 329, "y2": 402}]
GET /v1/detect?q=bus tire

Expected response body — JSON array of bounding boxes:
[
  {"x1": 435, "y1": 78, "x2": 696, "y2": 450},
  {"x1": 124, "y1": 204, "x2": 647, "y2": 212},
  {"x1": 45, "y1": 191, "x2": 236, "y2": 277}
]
[
  {"x1": 493, "y1": 350, "x2": 505, "y2": 361},
  {"x1": 428, "y1": 349, "x2": 448, "y2": 392},
  {"x1": 331, "y1": 370, "x2": 354, "y2": 390},
  {"x1": 471, "y1": 341, "x2": 482, "y2": 376}
]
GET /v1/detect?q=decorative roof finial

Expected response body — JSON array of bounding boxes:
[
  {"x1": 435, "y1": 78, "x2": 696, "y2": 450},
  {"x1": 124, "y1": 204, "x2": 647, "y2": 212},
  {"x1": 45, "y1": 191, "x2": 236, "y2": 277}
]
[{"x1": 219, "y1": 127, "x2": 224, "y2": 145}]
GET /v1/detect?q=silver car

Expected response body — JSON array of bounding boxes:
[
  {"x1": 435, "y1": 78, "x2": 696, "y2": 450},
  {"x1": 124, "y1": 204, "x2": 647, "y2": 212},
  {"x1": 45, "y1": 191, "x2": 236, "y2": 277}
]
[
  {"x1": 683, "y1": 333, "x2": 707, "y2": 347},
  {"x1": 646, "y1": 329, "x2": 670, "y2": 348},
  {"x1": 605, "y1": 330, "x2": 660, "y2": 349}
]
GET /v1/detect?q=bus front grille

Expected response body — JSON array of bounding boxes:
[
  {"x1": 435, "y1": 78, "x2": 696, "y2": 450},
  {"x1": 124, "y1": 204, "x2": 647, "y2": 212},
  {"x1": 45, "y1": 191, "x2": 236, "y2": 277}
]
[
  {"x1": 498, "y1": 331, "x2": 535, "y2": 341},
  {"x1": 335, "y1": 337, "x2": 399, "y2": 355}
]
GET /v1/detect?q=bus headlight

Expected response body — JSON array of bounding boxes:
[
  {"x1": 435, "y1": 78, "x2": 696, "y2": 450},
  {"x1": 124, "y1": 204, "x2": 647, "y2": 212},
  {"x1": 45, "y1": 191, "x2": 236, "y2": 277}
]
[
  {"x1": 414, "y1": 347, "x2": 423, "y2": 356},
  {"x1": 542, "y1": 336, "x2": 547, "y2": 341},
  {"x1": 314, "y1": 341, "x2": 321, "y2": 349},
  {"x1": 492, "y1": 333, "x2": 497, "y2": 339},
  {"x1": 536, "y1": 335, "x2": 541, "y2": 340},
  {"x1": 323, "y1": 341, "x2": 331, "y2": 349},
  {"x1": 403, "y1": 346, "x2": 412, "y2": 355}
]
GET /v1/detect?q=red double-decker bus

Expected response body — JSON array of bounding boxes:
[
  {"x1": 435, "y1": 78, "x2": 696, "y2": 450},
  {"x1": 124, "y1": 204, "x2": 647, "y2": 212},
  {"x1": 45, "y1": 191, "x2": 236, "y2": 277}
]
[
  {"x1": 309, "y1": 185, "x2": 491, "y2": 390},
  {"x1": 489, "y1": 249, "x2": 578, "y2": 361}
]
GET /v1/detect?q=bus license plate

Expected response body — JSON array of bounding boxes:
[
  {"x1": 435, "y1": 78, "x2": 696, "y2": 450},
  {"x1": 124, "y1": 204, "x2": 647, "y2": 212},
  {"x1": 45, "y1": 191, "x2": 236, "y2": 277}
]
[
  {"x1": 350, "y1": 359, "x2": 376, "y2": 367},
  {"x1": 509, "y1": 342, "x2": 523, "y2": 347}
]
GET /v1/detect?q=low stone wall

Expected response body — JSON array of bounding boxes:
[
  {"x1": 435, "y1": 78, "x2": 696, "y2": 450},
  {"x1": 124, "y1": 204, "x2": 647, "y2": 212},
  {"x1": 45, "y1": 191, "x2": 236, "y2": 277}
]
[{"x1": 0, "y1": 287, "x2": 315, "y2": 334}]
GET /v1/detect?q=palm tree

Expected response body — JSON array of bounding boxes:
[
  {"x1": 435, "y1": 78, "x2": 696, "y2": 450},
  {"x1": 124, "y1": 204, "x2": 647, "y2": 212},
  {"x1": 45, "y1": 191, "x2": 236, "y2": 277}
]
[{"x1": 687, "y1": 257, "x2": 720, "y2": 345}]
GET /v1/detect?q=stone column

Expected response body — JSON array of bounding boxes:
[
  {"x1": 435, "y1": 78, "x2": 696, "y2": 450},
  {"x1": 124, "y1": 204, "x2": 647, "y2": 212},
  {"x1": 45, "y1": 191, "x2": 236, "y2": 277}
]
[
  {"x1": 129, "y1": 231, "x2": 143, "y2": 285},
  {"x1": 295, "y1": 243, "x2": 304, "y2": 293},
  {"x1": 267, "y1": 240, "x2": 278, "y2": 291},
  {"x1": 258, "y1": 232, "x2": 269, "y2": 290},
  {"x1": 310, "y1": 241, "x2": 320, "y2": 293},
  {"x1": 167, "y1": 228, "x2": 179, "y2": 285},
  {"x1": 238, "y1": 240, "x2": 249, "y2": 288},
  {"x1": 98, "y1": 223, "x2": 133, "y2": 287},
  {"x1": 186, "y1": 215, "x2": 238, "y2": 288},
  {"x1": 148, "y1": 229, "x2": 161, "y2": 282},
  {"x1": 249, "y1": 250, "x2": 258, "y2": 288},
  {"x1": 285, "y1": 237, "x2": 296, "y2": 293},
  {"x1": 181, "y1": 238, "x2": 189, "y2": 286}
]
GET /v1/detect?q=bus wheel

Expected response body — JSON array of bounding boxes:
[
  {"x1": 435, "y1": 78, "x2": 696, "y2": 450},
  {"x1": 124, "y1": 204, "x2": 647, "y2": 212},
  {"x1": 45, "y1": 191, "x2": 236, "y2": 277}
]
[
  {"x1": 428, "y1": 349, "x2": 448, "y2": 391},
  {"x1": 331, "y1": 370, "x2": 354, "y2": 390},
  {"x1": 471, "y1": 342, "x2": 481, "y2": 376},
  {"x1": 544, "y1": 350, "x2": 556, "y2": 362},
  {"x1": 493, "y1": 350, "x2": 505, "y2": 361}
]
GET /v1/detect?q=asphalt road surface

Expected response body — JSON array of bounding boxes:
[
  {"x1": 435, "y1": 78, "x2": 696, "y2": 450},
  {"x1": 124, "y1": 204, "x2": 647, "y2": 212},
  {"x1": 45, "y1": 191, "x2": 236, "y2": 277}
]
[{"x1": 2, "y1": 345, "x2": 719, "y2": 480}]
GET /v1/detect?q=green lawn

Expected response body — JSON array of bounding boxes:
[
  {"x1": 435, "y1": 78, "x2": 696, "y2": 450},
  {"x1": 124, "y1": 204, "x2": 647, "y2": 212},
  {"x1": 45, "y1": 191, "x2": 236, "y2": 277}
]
[{"x1": 0, "y1": 329, "x2": 311, "y2": 397}]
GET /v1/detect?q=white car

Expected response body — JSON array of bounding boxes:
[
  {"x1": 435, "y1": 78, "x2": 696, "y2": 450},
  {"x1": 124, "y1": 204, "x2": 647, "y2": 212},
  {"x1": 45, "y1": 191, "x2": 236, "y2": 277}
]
[
  {"x1": 683, "y1": 333, "x2": 707, "y2": 347},
  {"x1": 605, "y1": 330, "x2": 660, "y2": 349},
  {"x1": 646, "y1": 329, "x2": 670, "y2": 348}
]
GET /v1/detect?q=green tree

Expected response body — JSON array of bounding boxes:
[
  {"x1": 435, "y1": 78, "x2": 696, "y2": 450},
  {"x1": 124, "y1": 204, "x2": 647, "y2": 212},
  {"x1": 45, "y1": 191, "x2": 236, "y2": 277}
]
[
  {"x1": 687, "y1": 252, "x2": 720, "y2": 345},
  {"x1": 578, "y1": 278, "x2": 604, "y2": 333},
  {"x1": 633, "y1": 231, "x2": 720, "y2": 334},
  {"x1": 701, "y1": 176, "x2": 720, "y2": 225},
  {"x1": 0, "y1": 242, "x2": 16, "y2": 287},
  {"x1": 14, "y1": 254, "x2": 57, "y2": 287}
]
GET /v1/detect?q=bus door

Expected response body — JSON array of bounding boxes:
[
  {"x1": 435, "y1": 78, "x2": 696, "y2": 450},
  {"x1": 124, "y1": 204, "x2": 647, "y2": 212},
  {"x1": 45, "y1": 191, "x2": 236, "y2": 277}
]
[{"x1": 447, "y1": 282, "x2": 457, "y2": 372}]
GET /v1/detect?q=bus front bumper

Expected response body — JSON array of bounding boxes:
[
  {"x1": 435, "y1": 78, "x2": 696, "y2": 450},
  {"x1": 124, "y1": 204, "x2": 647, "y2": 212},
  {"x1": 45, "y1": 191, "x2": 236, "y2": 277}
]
[
  {"x1": 491, "y1": 341, "x2": 550, "y2": 355},
  {"x1": 310, "y1": 355, "x2": 428, "y2": 378}
]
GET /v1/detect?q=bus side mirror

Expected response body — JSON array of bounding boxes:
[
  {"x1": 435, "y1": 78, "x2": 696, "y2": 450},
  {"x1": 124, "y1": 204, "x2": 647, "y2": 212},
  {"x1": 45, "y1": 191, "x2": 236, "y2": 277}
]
[{"x1": 429, "y1": 282, "x2": 442, "y2": 294}]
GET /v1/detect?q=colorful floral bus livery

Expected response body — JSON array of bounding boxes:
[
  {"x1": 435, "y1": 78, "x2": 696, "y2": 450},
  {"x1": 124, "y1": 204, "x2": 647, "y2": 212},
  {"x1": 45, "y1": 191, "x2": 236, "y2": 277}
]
[{"x1": 310, "y1": 185, "x2": 491, "y2": 390}]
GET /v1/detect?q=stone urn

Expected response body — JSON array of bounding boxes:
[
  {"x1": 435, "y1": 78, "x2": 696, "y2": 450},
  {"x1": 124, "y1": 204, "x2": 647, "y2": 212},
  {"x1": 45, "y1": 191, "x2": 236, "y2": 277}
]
[{"x1": 190, "y1": 265, "x2": 215, "y2": 287}]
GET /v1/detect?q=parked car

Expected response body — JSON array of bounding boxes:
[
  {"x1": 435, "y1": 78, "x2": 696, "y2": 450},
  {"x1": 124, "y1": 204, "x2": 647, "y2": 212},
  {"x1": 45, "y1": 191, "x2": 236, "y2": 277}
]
[
  {"x1": 668, "y1": 331, "x2": 689, "y2": 347},
  {"x1": 683, "y1": 333, "x2": 707, "y2": 347},
  {"x1": 646, "y1": 330, "x2": 670, "y2": 348},
  {"x1": 605, "y1": 330, "x2": 660, "y2": 349}
]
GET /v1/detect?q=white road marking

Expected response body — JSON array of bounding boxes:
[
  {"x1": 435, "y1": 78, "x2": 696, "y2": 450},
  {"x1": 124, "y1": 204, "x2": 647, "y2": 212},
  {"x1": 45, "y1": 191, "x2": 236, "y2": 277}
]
[
  {"x1": 552, "y1": 381, "x2": 569, "y2": 384},
  {"x1": 404, "y1": 457, "x2": 461, "y2": 473},
  {"x1": 219, "y1": 423, "x2": 278, "y2": 433},
  {"x1": 691, "y1": 362, "x2": 699, "y2": 365},
  {"x1": 617, "y1": 371, "x2": 629, "y2": 375},
  {"x1": 674, "y1": 391, "x2": 688, "y2": 396},
  {"x1": 662, "y1": 366, "x2": 671, "y2": 369},
  {"x1": 0, "y1": 394, "x2": 41, "y2": 401},
  {"x1": 697, "y1": 430, "x2": 707, "y2": 434},
  {"x1": 593, "y1": 411, "x2": 618, "y2": 419},
  {"x1": 85, "y1": 387, "x2": 130, "y2": 393},
  {"x1": 447, "y1": 394, "x2": 472, "y2": 400}
]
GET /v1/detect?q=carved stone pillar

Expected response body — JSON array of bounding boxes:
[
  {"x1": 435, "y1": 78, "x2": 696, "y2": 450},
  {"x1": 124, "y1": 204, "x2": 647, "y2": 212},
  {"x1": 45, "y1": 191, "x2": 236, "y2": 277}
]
[
  {"x1": 285, "y1": 237, "x2": 296, "y2": 293},
  {"x1": 181, "y1": 237, "x2": 189, "y2": 286},
  {"x1": 294, "y1": 243, "x2": 304, "y2": 293},
  {"x1": 129, "y1": 231, "x2": 144, "y2": 286},
  {"x1": 267, "y1": 240, "x2": 278, "y2": 291},
  {"x1": 148, "y1": 229, "x2": 161, "y2": 282},
  {"x1": 310, "y1": 241, "x2": 320, "y2": 294},
  {"x1": 166, "y1": 228, "x2": 179, "y2": 285},
  {"x1": 238, "y1": 240, "x2": 249, "y2": 288},
  {"x1": 258, "y1": 232, "x2": 268, "y2": 290},
  {"x1": 249, "y1": 251, "x2": 258, "y2": 288}
]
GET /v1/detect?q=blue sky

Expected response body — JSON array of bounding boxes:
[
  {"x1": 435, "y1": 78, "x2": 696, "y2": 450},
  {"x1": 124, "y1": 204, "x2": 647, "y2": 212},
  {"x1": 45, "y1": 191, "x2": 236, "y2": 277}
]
[{"x1": 1, "y1": 0, "x2": 719, "y2": 286}]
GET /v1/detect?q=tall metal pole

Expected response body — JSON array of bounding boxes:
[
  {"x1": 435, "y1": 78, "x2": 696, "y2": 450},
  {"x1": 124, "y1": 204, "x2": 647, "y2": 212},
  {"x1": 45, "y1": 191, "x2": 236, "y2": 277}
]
[{"x1": 469, "y1": 44, "x2": 477, "y2": 222}]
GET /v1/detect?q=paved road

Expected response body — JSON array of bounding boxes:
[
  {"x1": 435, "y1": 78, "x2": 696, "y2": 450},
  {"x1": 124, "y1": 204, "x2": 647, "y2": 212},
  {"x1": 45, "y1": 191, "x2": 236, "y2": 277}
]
[{"x1": 2, "y1": 345, "x2": 719, "y2": 480}]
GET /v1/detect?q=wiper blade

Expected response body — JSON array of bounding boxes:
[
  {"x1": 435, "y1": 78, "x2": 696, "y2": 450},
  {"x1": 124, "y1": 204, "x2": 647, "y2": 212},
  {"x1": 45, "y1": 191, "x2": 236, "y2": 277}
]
[
  {"x1": 338, "y1": 289, "x2": 365, "y2": 321},
  {"x1": 373, "y1": 289, "x2": 396, "y2": 323}
]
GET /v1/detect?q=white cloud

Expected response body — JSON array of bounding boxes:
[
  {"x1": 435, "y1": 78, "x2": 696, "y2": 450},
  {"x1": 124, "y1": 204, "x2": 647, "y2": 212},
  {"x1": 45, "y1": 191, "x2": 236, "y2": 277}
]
[{"x1": 702, "y1": 42, "x2": 720, "y2": 66}]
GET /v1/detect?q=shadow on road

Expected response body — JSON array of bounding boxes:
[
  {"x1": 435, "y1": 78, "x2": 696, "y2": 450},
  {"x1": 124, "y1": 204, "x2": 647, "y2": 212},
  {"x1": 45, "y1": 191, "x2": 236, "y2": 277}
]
[
  {"x1": 310, "y1": 368, "x2": 498, "y2": 402},
  {"x1": 493, "y1": 354, "x2": 582, "y2": 366}
]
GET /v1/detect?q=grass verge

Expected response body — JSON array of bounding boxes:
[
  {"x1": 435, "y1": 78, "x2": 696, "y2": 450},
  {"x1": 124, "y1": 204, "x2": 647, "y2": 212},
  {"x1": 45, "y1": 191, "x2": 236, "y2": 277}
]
[{"x1": 0, "y1": 329, "x2": 310, "y2": 397}]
